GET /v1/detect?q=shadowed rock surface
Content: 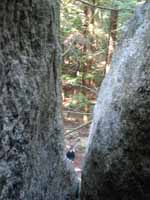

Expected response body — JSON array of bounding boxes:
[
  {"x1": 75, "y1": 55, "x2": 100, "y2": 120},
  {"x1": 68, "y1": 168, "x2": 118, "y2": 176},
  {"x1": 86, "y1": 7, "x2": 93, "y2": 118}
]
[
  {"x1": 0, "y1": 1, "x2": 78, "y2": 199},
  {"x1": 81, "y1": 2, "x2": 150, "y2": 200}
]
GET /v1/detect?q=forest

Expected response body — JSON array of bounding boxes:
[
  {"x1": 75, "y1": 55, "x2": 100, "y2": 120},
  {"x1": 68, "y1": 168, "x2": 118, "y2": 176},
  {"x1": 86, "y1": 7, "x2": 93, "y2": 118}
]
[
  {"x1": 61, "y1": 0, "x2": 138, "y2": 177},
  {"x1": 0, "y1": 0, "x2": 150, "y2": 200}
]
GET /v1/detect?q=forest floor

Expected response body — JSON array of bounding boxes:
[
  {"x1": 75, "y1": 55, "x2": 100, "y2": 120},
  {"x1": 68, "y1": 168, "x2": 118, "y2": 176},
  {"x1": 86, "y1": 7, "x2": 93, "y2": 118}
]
[{"x1": 64, "y1": 118, "x2": 90, "y2": 177}]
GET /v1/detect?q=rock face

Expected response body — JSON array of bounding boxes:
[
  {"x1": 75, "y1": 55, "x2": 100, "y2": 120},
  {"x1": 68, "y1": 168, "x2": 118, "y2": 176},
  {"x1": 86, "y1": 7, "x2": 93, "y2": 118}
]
[
  {"x1": 81, "y1": 2, "x2": 150, "y2": 200},
  {"x1": 0, "y1": 1, "x2": 78, "y2": 200}
]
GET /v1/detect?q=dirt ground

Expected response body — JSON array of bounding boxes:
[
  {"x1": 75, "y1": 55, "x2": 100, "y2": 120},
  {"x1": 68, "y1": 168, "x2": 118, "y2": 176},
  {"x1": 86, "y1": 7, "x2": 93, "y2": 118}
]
[{"x1": 64, "y1": 119, "x2": 90, "y2": 177}]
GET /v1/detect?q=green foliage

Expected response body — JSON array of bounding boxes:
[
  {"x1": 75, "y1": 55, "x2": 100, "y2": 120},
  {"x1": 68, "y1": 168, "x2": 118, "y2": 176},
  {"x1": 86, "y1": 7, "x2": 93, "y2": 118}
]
[
  {"x1": 61, "y1": 1, "x2": 83, "y2": 35},
  {"x1": 61, "y1": 0, "x2": 138, "y2": 114},
  {"x1": 116, "y1": 0, "x2": 137, "y2": 35},
  {"x1": 68, "y1": 93, "x2": 91, "y2": 110}
]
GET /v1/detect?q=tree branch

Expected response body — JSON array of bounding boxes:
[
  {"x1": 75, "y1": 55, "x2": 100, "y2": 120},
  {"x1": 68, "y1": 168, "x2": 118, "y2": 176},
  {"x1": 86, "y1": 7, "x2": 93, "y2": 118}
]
[
  {"x1": 62, "y1": 38, "x2": 76, "y2": 57},
  {"x1": 64, "y1": 110, "x2": 92, "y2": 115},
  {"x1": 63, "y1": 83, "x2": 97, "y2": 94},
  {"x1": 65, "y1": 120, "x2": 92, "y2": 136},
  {"x1": 76, "y1": 0, "x2": 134, "y2": 12}
]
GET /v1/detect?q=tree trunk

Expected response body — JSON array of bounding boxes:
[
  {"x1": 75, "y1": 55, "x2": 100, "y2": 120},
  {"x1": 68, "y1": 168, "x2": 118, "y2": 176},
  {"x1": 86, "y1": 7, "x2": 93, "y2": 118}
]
[
  {"x1": 0, "y1": 1, "x2": 78, "y2": 199},
  {"x1": 81, "y1": 2, "x2": 150, "y2": 200},
  {"x1": 105, "y1": 10, "x2": 118, "y2": 73},
  {"x1": 82, "y1": 3, "x2": 95, "y2": 122}
]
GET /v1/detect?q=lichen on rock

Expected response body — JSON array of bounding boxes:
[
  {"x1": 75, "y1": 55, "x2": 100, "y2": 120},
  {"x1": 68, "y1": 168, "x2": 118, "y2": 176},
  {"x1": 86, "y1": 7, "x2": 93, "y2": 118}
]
[{"x1": 81, "y1": 2, "x2": 150, "y2": 200}]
